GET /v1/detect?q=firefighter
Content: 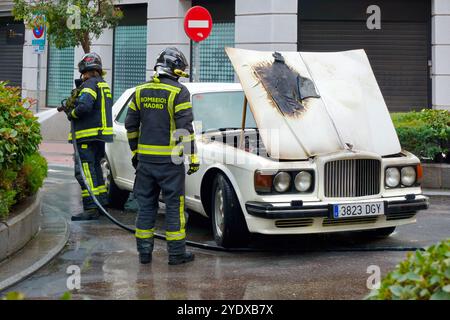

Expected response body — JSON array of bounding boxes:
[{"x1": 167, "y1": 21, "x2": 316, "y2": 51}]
[
  {"x1": 125, "y1": 47, "x2": 200, "y2": 265},
  {"x1": 68, "y1": 52, "x2": 113, "y2": 221}
]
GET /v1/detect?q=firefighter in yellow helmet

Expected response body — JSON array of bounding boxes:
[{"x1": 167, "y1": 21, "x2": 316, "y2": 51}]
[
  {"x1": 125, "y1": 47, "x2": 200, "y2": 265},
  {"x1": 68, "y1": 53, "x2": 113, "y2": 221}
]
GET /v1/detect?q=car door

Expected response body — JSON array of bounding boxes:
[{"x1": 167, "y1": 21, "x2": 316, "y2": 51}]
[
  {"x1": 185, "y1": 89, "x2": 254, "y2": 215},
  {"x1": 184, "y1": 118, "x2": 204, "y2": 211},
  {"x1": 110, "y1": 95, "x2": 136, "y2": 189}
]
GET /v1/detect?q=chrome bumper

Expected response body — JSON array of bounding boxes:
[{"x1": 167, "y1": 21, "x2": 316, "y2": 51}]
[{"x1": 245, "y1": 194, "x2": 429, "y2": 219}]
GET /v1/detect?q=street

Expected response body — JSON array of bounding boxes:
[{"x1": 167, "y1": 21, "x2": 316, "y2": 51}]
[
  {"x1": 3, "y1": 164, "x2": 449, "y2": 299},
  {"x1": 1, "y1": 0, "x2": 449, "y2": 304}
]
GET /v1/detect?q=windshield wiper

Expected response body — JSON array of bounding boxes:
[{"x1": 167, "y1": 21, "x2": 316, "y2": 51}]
[
  {"x1": 202, "y1": 127, "x2": 239, "y2": 133},
  {"x1": 202, "y1": 127, "x2": 257, "y2": 134}
]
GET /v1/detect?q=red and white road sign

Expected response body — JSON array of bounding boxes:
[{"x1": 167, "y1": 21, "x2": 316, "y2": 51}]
[
  {"x1": 31, "y1": 14, "x2": 46, "y2": 54},
  {"x1": 184, "y1": 6, "x2": 213, "y2": 42}
]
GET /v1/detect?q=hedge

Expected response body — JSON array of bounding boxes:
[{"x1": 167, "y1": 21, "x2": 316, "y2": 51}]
[
  {"x1": 391, "y1": 109, "x2": 450, "y2": 162},
  {"x1": 0, "y1": 81, "x2": 47, "y2": 219}
]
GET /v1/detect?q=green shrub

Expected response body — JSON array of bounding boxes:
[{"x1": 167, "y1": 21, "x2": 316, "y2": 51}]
[
  {"x1": 0, "y1": 82, "x2": 46, "y2": 219},
  {"x1": 367, "y1": 238, "x2": 450, "y2": 300},
  {"x1": 18, "y1": 153, "x2": 48, "y2": 196},
  {"x1": 0, "y1": 81, "x2": 42, "y2": 170},
  {"x1": 0, "y1": 189, "x2": 17, "y2": 220},
  {"x1": 0, "y1": 168, "x2": 18, "y2": 220},
  {"x1": 0, "y1": 152, "x2": 47, "y2": 220},
  {"x1": 391, "y1": 109, "x2": 450, "y2": 161}
]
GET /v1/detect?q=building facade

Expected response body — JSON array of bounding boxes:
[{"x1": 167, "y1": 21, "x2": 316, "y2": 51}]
[{"x1": 0, "y1": 0, "x2": 448, "y2": 111}]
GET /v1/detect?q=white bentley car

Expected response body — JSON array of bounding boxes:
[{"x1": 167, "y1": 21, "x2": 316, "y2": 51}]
[{"x1": 104, "y1": 48, "x2": 428, "y2": 248}]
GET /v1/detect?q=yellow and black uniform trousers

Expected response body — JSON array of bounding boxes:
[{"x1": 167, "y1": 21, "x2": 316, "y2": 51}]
[
  {"x1": 69, "y1": 76, "x2": 113, "y2": 210},
  {"x1": 125, "y1": 75, "x2": 197, "y2": 256},
  {"x1": 75, "y1": 141, "x2": 108, "y2": 209}
]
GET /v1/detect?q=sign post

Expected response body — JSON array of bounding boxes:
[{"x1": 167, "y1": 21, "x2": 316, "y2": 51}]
[
  {"x1": 192, "y1": 41, "x2": 200, "y2": 82},
  {"x1": 31, "y1": 14, "x2": 46, "y2": 112},
  {"x1": 184, "y1": 6, "x2": 212, "y2": 82}
]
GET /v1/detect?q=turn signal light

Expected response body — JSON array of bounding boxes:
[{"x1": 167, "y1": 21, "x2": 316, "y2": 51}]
[
  {"x1": 254, "y1": 171, "x2": 273, "y2": 193},
  {"x1": 416, "y1": 163, "x2": 423, "y2": 183}
]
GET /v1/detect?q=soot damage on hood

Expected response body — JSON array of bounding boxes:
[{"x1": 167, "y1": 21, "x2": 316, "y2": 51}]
[{"x1": 253, "y1": 52, "x2": 320, "y2": 117}]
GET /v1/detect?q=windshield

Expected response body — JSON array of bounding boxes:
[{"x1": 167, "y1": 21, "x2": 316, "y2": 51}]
[{"x1": 192, "y1": 91, "x2": 257, "y2": 132}]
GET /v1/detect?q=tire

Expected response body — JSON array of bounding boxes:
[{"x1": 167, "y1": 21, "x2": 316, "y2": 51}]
[
  {"x1": 360, "y1": 226, "x2": 396, "y2": 239},
  {"x1": 100, "y1": 157, "x2": 130, "y2": 209},
  {"x1": 211, "y1": 173, "x2": 249, "y2": 248}
]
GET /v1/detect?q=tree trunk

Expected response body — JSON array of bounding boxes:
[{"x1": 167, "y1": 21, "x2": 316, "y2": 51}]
[{"x1": 81, "y1": 32, "x2": 91, "y2": 53}]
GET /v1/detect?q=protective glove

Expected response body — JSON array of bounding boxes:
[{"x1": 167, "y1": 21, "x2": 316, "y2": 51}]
[
  {"x1": 67, "y1": 112, "x2": 74, "y2": 122},
  {"x1": 67, "y1": 109, "x2": 77, "y2": 122},
  {"x1": 187, "y1": 154, "x2": 200, "y2": 175},
  {"x1": 132, "y1": 154, "x2": 138, "y2": 170}
]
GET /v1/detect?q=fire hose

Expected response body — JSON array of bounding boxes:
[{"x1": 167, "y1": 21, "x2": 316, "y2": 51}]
[
  {"x1": 68, "y1": 119, "x2": 249, "y2": 252},
  {"x1": 55, "y1": 102, "x2": 423, "y2": 254}
]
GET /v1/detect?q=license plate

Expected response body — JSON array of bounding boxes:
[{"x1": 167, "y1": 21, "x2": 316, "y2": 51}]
[{"x1": 332, "y1": 202, "x2": 384, "y2": 219}]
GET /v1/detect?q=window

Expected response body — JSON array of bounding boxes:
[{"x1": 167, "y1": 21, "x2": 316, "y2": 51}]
[
  {"x1": 113, "y1": 25, "x2": 147, "y2": 102},
  {"x1": 192, "y1": 91, "x2": 256, "y2": 132},
  {"x1": 46, "y1": 44, "x2": 74, "y2": 107},
  {"x1": 115, "y1": 98, "x2": 132, "y2": 124},
  {"x1": 196, "y1": 22, "x2": 235, "y2": 82},
  {"x1": 191, "y1": 0, "x2": 236, "y2": 83}
]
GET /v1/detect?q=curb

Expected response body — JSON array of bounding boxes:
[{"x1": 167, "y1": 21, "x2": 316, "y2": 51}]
[
  {"x1": 0, "y1": 192, "x2": 42, "y2": 262},
  {"x1": 423, "y1": 189, "x2": 450, "y2": 197},
  {"x1": 0, "y1": 216, "x2": 70, "y2": 292}
]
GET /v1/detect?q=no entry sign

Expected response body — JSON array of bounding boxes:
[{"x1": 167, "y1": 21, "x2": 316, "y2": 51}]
[
  {"x1": 32, "y1": 25, "x2": 44, "y2": 38},
  {"x1": 31, "y1": 14, "x2": 46, "y2": 54},
  {"x1": 184, "y1": 6, "x2": 212, "y2": 42}
]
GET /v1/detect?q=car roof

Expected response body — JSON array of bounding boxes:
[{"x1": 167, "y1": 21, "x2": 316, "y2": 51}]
[
  {"x1": 119, "y1": 82, "x2": 243, "y2": 101},
  {"x1": 182, "y1": 82, "x2": 242, "y2": 94}
]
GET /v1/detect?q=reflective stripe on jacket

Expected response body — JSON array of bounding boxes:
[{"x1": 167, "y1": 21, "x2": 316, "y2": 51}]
[
  {"x1": 125, "y1": 76, "x2": 197, "y2": 163},
  {"x1": 68, "y1": 76, "x2": 113, "y2": 143}
]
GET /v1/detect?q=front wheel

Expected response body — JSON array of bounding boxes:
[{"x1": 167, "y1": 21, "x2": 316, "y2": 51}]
[
  {"x1": 211, "y1": 173, "x2": 249, "y2": 248},
  {"x1": 101, "y1": 157, "x2": 130, "y2": 209}
]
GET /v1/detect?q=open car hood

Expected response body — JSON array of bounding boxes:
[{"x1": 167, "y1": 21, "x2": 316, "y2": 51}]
[{"x1": 225, "y1": 47, "x2": 401, "y2": 160}]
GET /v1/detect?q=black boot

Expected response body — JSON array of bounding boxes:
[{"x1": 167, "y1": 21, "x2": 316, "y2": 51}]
[
  {"x1": 168, "y1": 252, "x2": 195, "y2": 265},
  {"x1": 71, "y1": 209, "x2": 100, "y2": 221},
  {"x1": 139, "y1": 253, "x2": 152, "y2": 264}
]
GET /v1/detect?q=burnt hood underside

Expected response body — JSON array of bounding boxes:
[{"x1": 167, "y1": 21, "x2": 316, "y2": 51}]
[
  {"x1": 253, "y1": 52, "x2": 320, "y2": 117},
  {"x1": 225, "y1": 47, "x2": 401, "y2": 160}
]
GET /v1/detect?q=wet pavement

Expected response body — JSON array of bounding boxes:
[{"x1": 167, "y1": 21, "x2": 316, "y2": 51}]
[
  {"x1": 1, "y1": 165, "x2": 449, "y2": 300},
  {"x1": 39, "y1": 142, "x2": 74, "y2": 167},
  {"x1": 0, "y1": 204, "x2": 68, "y2": 291}
]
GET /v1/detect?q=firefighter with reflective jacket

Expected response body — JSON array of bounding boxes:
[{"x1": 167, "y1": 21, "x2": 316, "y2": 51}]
[
  {"x1": 68, "y1": 53, "x2": 113, "y2": 221},
  {"x1": 125, "y1": 47, "x2": 200, "y2": 265}
]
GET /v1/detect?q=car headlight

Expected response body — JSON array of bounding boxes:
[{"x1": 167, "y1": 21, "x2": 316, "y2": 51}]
[
  {"x1": 273, "y1": 172, "x2": 291, "y2": 192},
  {"x1": 385, "y1": 167, "x2": 400, "y2": 188},
  {"x1": 401, "y1": 166, "x2": 416, "y2": 187},
  {"x1": 294, "y1": 171, "x2": 312, "y2": 192}
]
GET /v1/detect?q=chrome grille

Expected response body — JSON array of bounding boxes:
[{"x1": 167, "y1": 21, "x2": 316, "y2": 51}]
[{"x1": 324, "y1": 159, "x2": 381, "y2": 197}]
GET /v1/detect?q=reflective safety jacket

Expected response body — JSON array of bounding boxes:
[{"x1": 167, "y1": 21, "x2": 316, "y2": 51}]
[
  {"x1": 125, "y1": 75, "x2": 197, "y2": 163},
  {"x1": 68, "y1": 76, "x2": 113, "y2": 143}
]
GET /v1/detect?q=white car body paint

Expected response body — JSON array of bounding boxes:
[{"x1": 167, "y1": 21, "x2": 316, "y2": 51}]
[{"x1": 106, "y1": 54, "x2": 427, "y2": 236}]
